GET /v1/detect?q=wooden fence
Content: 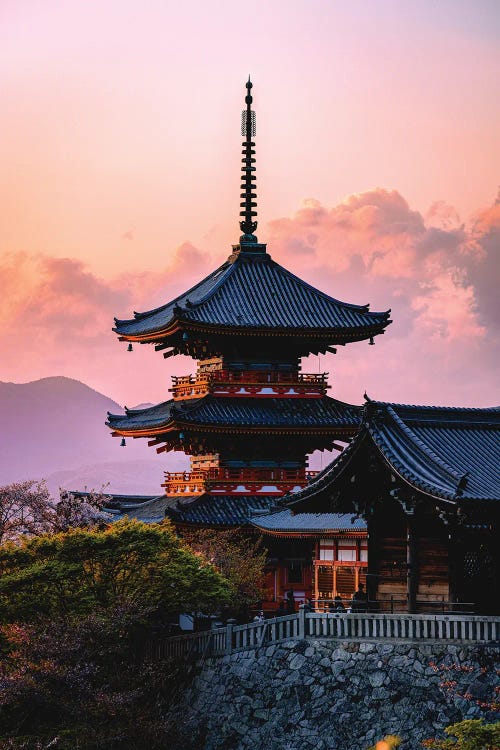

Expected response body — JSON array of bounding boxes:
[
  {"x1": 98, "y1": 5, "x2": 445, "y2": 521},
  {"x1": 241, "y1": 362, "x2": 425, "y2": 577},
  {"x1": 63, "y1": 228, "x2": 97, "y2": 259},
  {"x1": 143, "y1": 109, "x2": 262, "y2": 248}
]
[{"x1": 146, "y1": 610, "x2": 499, "y2": 662}]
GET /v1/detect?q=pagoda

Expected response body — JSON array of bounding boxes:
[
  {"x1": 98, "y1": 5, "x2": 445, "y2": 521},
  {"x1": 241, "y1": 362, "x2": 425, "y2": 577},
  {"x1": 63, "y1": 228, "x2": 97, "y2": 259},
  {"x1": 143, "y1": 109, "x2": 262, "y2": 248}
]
[{"x1": 106, "y1": 79, "x2": 391, "y2": 607}]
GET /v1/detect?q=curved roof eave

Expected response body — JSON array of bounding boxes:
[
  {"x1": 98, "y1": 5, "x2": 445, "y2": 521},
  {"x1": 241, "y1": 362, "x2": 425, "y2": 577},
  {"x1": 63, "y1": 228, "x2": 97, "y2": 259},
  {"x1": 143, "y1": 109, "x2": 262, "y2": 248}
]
[
  {"x1": 284, "y1": 400, "x2": 500, "y2": 508},
  {"x1": 106, "y1": 395, "x2": 363, "y2": 435},
  {"x1": 113, "y1": 259, "x2": 234, "y2": 330},
  {"x1": 113, "y1": 251, "x2": 392, "y2": 339}
]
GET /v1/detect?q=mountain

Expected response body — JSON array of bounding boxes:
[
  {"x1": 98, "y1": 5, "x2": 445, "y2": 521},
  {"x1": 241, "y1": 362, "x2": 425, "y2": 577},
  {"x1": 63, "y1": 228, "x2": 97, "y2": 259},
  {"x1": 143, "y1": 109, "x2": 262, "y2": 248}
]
[
  {"x1": 44, "y1": 460, "x2": 170, "y2": 498},
  {"x1": 0, "y1": 376, "x2": 187, "y2": 493}
]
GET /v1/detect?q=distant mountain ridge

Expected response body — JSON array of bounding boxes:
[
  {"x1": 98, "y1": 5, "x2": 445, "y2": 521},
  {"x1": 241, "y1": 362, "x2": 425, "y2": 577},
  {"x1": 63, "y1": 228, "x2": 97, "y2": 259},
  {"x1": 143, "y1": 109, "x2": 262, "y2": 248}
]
[{"x1": 0, "y1": 376, "x2": 186, "y2": 494}]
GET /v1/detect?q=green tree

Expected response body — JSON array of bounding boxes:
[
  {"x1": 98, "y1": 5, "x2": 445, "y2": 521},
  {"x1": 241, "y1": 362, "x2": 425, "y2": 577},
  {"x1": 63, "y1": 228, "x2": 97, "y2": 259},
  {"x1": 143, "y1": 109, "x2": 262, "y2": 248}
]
[
  {"x1": 183, "y1": 527, "x2": 268, "y2": 616},
  {"x1": 422, "y1": 719, "x2": 500, "y2": 750},
  {"x1": 0, "y1": 518, "x2": 230, "y2": 623}
]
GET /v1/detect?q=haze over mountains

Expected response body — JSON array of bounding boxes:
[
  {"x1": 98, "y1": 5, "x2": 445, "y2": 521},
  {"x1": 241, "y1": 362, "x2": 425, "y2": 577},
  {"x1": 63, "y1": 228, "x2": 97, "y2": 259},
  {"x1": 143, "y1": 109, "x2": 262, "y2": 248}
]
[{"x1": 0, "y1": 377, "x2": 187, "y2": 497}]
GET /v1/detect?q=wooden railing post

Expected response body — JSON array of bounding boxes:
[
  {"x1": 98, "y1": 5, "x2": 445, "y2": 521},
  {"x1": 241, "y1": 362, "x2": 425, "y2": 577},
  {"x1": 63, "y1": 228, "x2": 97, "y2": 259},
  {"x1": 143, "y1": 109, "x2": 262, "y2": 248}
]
[
  {"x1": 299, "y1": 605, "x2": 306, "y2": 639},
  {"x1": 225, "y1": 619, "x2": 236, "y2": 655}
]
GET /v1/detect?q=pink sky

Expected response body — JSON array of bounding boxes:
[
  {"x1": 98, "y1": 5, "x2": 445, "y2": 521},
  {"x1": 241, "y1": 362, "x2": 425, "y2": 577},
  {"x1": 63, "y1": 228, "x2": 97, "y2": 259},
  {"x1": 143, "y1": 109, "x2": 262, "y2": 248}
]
[{"x1": 1, "y1": 0, "x2": 499, "y2": 410}]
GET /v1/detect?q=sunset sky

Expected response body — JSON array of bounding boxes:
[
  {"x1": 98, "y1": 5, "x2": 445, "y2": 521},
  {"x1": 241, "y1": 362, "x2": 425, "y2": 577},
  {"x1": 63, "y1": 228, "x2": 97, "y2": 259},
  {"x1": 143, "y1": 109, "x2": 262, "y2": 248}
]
[{"x1": 1, "y1": 0, "x2": 499, "y2": 411}]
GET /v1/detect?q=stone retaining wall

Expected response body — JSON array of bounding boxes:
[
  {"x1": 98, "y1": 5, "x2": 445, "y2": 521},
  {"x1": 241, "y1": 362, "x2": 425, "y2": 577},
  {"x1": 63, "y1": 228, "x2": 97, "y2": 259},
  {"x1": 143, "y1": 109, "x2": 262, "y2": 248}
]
[{"x1": 174, "y1": 639, "x2": 499, "y2": 750}]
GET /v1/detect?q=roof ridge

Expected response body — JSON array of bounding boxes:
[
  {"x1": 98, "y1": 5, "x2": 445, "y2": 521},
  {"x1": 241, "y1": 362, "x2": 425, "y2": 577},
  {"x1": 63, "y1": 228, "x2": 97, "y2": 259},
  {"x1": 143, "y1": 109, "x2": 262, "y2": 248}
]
[
  {"x1": 373, "y1": 400, "x2": 500, "y2": 414},
  {"x1": 268, "y1": 257, "x2": 390, "y2": 318},
  {"x1": 183, "y1": 258, "x2": 238, "y2": 310},
  {"x1": 381, "y1": 405, "x2": 464, "y2": 484},
  {"x1": 282, "y1": 429, "x2": 365, "y2": 506},
  {"x1": 113, "y1": 260, "x2": 232, "y2": 325},
  {"x1": 107, "y1": 398, "x2": 173, "y2": 420},
  {"x1": 125, "y1": 399, "x2": 173, "y2": 417}
]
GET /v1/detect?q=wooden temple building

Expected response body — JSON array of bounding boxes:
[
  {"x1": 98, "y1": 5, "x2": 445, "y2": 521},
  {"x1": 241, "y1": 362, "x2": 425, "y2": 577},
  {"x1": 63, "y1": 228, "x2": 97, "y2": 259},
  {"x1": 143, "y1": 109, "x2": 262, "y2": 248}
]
[
  {"x1": 285, "y1": 399, "x2": 500, "y2": 614},
  {"x1": 104, "y1": 80, "x2": 498, "y2": 614}
]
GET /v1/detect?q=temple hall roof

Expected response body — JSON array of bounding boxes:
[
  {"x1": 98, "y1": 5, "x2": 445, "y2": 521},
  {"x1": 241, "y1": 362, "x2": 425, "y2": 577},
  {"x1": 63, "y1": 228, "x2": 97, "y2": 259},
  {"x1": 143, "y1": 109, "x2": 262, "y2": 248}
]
[
  {"x1": 114, "y1": 251, "x2": 391, "y2": 342},
  {"x1": 285, "y1": 401, "x2": 500, "y2": 508},
  {"x1": 96, "y1": 492, "x2": 279, "y2": 526},
  {"x1": 107, "y1": 395, "x2": 362, "y2": 434},
  {"x1": 250, "y1": 510, "x2": 367, "y2": 534},
  {"x1": 93, "y1": 492, "x2": 368, "y2": 531},
  {"x1": 165, "y1": 495, "x2": 277, "y2": 526}
]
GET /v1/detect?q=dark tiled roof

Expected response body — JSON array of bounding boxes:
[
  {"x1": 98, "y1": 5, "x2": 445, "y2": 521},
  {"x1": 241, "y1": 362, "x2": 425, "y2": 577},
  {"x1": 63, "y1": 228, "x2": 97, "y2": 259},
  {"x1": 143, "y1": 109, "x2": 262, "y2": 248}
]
[
  {"x1": 107, "y1": 395, "x2": 362, "y2": 432},
  {"x1": 250, "y1": 510, "x2": 367, "y2": 533},
  {"x1": 107, "y1": 400, "x2": 175, "y2": 431},
  {"x1": 114, "y1": 251, "x2": 391, "y2": 339},
  {"x1": 72, "y1": 492, "x2": 168, "y2": 523},
  {"x1": 285, "y1": 401, "x2": 500, "y2": 506},
  {"x1": 99, "y1": 492, "x2": 367, "y2": 531},
  {"x1": 165, "y1": 495, "x2": 278, "y2": 526},
  {"x1": 372, "y1": 403, "x2": 500, "y2": 503}
]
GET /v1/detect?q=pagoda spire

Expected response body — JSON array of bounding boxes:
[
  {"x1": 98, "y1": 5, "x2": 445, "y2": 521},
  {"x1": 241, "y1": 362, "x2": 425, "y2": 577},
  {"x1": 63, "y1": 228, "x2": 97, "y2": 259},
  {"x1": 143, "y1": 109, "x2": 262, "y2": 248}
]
[{"x1": 239, "y1": 76, "x2": 258, "y2": 244}]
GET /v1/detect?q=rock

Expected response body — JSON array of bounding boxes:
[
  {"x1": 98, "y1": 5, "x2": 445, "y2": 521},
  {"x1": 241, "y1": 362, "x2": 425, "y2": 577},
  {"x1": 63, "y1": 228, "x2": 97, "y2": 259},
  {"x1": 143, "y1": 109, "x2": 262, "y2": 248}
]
[
  {"x1": 289, "y1": 653, "x2": 306, "y2": 670},
  {"x1": 330, "y1": 661, "x2": 346, "y2": 678},
  {"x1": 165, "y1": 636, "x2": 498, "y2": 750},
  {"x1": 331, "y1": 647, "x2": 350, "y2": 662},
  {"x1": 359, "y1": 642, "x2": 376, "y2": 653},
  {"x1": 368, "y1": 670, "x2": 386, "y2": 687},
  {"x1": 253, "y1": 708, "x2": 270, "y2": 720}
]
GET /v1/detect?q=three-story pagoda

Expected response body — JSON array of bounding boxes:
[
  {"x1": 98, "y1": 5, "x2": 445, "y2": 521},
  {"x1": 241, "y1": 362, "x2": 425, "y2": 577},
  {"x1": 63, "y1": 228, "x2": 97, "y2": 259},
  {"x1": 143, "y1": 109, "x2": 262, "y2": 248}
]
[{"x1": 107, "y1": 79, "x2": 391, "y2": 525}]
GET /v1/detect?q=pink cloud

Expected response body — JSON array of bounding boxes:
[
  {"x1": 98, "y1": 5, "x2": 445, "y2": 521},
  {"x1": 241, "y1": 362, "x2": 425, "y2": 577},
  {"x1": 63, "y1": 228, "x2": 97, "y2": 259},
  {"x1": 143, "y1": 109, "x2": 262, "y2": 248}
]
[
  {"x1": 0, "y1": 243, "x2": 214, "y2": 405},
  {"x1": 1, "y1": 191, "x2": 498, "y2": 409},
  {"x1": 269, "y1": 189, "x2": 498, "y2": 406}
]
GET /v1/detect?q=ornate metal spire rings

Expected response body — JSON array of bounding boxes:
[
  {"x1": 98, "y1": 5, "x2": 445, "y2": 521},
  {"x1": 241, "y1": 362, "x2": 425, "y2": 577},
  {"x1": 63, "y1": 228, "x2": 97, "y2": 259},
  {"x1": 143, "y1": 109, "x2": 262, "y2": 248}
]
[{"x1": 240, "y1": 77, "x2": 258, "y2": 243}]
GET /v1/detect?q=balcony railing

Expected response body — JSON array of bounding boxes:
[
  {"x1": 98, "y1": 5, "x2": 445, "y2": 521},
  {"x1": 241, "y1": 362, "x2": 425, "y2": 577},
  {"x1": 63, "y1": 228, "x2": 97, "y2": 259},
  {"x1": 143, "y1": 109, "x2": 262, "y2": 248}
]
[
  {"x1": 162, "y1": 467, "x2": 318, "y2": 496},
  {"x1": 170, "y1": 370, "x2": 329, "y2": 400},
  {"x1": 145, "y1": 611, "x2": 500, "y2": 661}
]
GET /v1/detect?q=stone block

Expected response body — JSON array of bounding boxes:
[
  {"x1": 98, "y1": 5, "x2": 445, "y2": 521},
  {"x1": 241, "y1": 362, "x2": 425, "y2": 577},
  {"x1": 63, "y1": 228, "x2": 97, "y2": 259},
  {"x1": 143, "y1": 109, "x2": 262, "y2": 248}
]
[
  {"x1": 368, "y1": 670, "x2": 385, "y2": 687},
  {"x1": 289, "y1": 653, "x2": 306, "y2": 670},
  {"x1": 359, "y1": 642, "x2": 376, "y2": 653},
  {"x1": 253, "y1": 708, "x2": 269, "y2": 720},
  {"x1": 330, "y1": 661, "x2": 345, "y2": 677},
  {"x1": 331, "y1": 647, "x2": 350, "y2": 662}
]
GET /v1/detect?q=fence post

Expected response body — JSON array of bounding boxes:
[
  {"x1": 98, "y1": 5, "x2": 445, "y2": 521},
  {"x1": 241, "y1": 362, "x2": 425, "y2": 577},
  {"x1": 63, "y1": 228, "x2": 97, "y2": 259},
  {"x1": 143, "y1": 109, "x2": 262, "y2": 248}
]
[
  {"x1": 299, "y1": 605, "x2": 306, "y2": 639},
  {"x1": 225, "y1": 619, "x2": 236, "y2": 655}
]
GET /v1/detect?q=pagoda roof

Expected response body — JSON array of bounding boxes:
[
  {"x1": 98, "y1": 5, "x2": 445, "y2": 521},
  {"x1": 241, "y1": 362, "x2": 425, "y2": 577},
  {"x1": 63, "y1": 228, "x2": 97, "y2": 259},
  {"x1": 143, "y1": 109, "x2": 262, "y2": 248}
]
[
  {"x1": 107, "y1": 394, "x2": 362, "y2": 435},
  {"x1": 285, "y1": 400, "x2": 500, "y2": 509},
  {"x1": 114, "y1": 250, "x2": 391, "y2": 342}
]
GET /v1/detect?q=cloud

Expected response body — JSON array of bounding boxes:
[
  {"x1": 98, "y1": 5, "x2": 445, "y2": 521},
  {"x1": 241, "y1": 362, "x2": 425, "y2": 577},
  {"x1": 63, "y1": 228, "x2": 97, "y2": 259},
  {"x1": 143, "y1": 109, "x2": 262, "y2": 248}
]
[
  {"x1": 1, "y1": 190, "x2": 498, "y2": 408},
  {"x1": 268, "y1": 189, "x2": 499, "y2": 406},
  {"x1": 0, "y1": 243, "x2": 214, "y2": 403},
  {"x1": 463, "y1": 198, "x2": 500, "y2": 331}
]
